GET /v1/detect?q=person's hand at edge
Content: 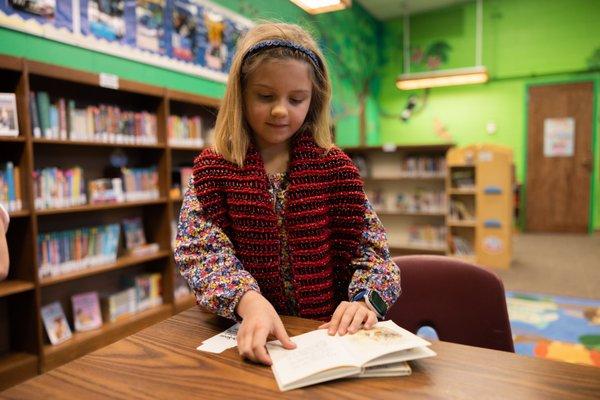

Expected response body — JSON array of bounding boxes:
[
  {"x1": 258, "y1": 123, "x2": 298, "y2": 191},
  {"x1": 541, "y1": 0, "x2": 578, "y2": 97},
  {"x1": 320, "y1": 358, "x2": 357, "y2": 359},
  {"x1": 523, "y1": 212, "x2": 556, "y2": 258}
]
[
  {"x1": 235, "y1": 290, "x2": 296, "y2": 365},
  {"x1": 318, "y1": 301, "x2": 377, "y2": 336}
]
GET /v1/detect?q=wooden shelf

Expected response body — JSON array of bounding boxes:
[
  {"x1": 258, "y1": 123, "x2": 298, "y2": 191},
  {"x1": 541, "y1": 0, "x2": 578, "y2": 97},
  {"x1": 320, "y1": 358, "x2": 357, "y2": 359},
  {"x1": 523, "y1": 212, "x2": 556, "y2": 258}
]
[
  {"x1": 449, "y1": 188, "x2": 477, "y2": 195},
  {"x1": 27, "y1": 59, "x2": 165, "y2": 98},
  {"x1": 42, "y1": 304, "x2": 172, "y2": 371},
  {"x1": 378, "y1": 211, "x2": 447, "y2": 217},
  {"x1": 448, "y1": 220, "x2": 477, "y2": 227},
  {"x1": 0, "y1": 135, "x2": 25, "y2": 143},
  {"x1": 0, "y1": 280, "x2": 35, "y2": 298},
  {"x1": 0, "y1": 56, "x2": 223, "y2": 380},
  {"x1": 0, "y1": 352, "x2": 38, "y2": 391},
  {"x1": 174, "y1": 294, "x2": 196, "y2": 314},
  {"x1": 8, "y1": 209, "x2": 29, "y2": 218},
  {"x1": 169, "y1": 144, "x2": 205, "y2": 151},
  {"x1": 40, "y1": 251, "x2": 171, "y2": 287},
  {"x1": 389, "y1": 244, "x2": 447, "y2": 254},
  {"x1": 343, "y1": 144, "x2": 453, "y2": 153},
  {"x1": 32, "y1": 138, "x2": 165, "y2": 149},
  {"x1": 364, "y1": 175, "x2": 446, "y2": 181},
  {"x1": 167, "y1": 88, "x2": 221, "y2": 108},
  {"x1": 36, "y1": 198, "x2": 168, "y2": 216}
]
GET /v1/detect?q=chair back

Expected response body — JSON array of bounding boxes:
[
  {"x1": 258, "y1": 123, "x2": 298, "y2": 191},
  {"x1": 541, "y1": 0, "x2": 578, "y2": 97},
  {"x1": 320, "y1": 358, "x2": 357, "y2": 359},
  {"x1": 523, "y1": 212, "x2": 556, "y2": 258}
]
[{"x1": 386, "y1": 255, "x2": 514, "y2": 352}]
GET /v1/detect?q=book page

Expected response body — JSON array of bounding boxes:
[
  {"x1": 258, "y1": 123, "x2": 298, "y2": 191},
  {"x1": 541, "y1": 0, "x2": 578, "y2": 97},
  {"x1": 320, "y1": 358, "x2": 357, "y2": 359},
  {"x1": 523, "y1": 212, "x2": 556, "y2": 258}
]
[
  {"x1": 339, "y1": 320, "x2": 431, "y2": 366},
  {"x1": 267, "y1": 329, "x2": 359, "y2": 390},
  {"x1": 364, "y1": 345, "x2": 437, "y2": 368}
]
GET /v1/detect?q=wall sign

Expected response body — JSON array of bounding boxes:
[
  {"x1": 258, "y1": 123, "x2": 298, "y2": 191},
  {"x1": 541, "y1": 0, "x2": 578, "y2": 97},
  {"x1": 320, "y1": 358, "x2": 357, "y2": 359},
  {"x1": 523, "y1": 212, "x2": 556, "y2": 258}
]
[{"x1": 543, "y1": 117, "x2": 575, "y2": 157}]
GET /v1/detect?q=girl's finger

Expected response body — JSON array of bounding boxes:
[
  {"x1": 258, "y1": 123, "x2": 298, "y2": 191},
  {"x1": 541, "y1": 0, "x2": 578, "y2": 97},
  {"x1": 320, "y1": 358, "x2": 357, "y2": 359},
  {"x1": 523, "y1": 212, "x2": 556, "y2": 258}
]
[
  {"x1": 337, "y1": 304, "x2": 359, "y2": 336},
  {"x1": 328, "y1": 302, "x2": 349, "y2": 335}
]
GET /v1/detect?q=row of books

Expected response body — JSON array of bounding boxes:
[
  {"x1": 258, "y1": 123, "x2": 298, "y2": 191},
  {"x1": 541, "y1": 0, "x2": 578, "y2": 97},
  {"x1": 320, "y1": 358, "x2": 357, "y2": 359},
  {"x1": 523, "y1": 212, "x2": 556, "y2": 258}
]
[
  {"x1": 406, "y1": 225, "x2": 447, "y2": 249},
  {"x1": 0, "y1": 161, "x2": 23, "y2": 212},
  {"x1": 351, "y1": 155, "x2": 447, "y2": 178},
  {"x1": 30, "y1": 91, "x2": 157, "y2": 144},
  {"x1": 37, "y1": 223, "x2": 121, "y2": 279},
  {"x1": 38, "y1": 217, "x2": 159, "y2": 279},
  {"x1": 41, "y1": 273, "x2": 163, "y2": 345},
  {"x1": 449, "y1": 235, "x2": 474, "y2": 255},
  {"x1": 450, "y1": 200, "x2": 475, "y2": 221},
  {"x1": 401, "y1": 156, "x2": 447, "y2": 177},
  {"x1": 33, "y1": 166, "x2": 160, "y2": 210},
  {"x1": 0, "y1": 93, "x2": 19, "y2": 136},
  {"x1": 121, "y1": 166, "x2": 160, "y2": 201},
  {"x1": 33, "y1": 167, "x2": 87, "y2": 210},
  {"x1": 451, "y1": 169, "x2": 476, "y2": 189},
  {"x1": 168, "y1": 115, "x2": 204, "y2": 147},
  {"x1": 367, "y1": 189, "x2": 446, "y2": 214}
]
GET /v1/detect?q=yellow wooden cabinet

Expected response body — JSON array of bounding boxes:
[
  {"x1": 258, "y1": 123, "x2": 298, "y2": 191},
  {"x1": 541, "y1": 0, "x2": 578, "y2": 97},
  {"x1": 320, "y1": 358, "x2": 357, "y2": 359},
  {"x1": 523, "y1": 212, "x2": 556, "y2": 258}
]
[{"x1": 446, "y1": 144, "x2": 513, "y2": 269}]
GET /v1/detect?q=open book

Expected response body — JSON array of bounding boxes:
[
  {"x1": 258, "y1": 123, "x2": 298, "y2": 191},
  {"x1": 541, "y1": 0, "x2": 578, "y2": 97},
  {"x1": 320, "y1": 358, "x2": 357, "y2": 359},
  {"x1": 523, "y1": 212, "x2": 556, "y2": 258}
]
[{"x1": 266, "y1": 320, "x2": 435, "y2": 391}]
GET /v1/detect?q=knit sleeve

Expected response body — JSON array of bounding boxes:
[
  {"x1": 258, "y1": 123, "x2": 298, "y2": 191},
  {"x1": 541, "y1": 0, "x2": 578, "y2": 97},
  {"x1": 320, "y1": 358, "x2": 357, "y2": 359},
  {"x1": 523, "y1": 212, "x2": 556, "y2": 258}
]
[
  {"x1": 347, "y1": 196, "x2": 401, "y2": 308},
  {"x1": 174, "y1": 175, "x2": 261, "y2": 321}
]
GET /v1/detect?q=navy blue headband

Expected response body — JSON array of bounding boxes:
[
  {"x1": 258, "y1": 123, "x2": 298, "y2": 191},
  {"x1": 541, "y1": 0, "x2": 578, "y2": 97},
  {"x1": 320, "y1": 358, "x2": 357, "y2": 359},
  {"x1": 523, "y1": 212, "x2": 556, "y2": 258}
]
[{"x1": 242, "y1": 39, "x2": 323, "y2": 70}]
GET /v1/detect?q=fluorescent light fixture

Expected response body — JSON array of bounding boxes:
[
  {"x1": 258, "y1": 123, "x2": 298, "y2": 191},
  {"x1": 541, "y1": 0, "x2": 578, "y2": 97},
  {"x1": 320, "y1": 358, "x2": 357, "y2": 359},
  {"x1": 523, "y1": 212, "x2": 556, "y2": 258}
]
[
  {"x1": 290, "y1": 0, "x2": 351, "y2": 14},
  {"x1": 396, "y1": 66, "x2": 489, "y2": 90}
]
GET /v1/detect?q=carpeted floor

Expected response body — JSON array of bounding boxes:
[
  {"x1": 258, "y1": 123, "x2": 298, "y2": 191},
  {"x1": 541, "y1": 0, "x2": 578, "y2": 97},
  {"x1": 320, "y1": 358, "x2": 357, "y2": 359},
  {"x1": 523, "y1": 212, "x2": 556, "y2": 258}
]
[{"x1": 495, "y1": 232, "x2": 600, "y2": 300}]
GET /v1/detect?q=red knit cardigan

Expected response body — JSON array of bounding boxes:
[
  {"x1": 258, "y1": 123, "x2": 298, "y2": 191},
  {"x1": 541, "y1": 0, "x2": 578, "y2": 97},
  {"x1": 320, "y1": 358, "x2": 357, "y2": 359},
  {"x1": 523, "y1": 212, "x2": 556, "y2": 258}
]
[{"x1": 192, "y1": 132, "x2": 367, "y2": 319}]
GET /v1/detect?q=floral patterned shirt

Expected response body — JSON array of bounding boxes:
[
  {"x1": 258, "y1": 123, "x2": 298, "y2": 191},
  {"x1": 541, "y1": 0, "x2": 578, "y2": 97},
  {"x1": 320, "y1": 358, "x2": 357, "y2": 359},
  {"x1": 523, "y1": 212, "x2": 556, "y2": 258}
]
[{"x1": 175, "y1": 173, "x2": 401, "y2": 321}]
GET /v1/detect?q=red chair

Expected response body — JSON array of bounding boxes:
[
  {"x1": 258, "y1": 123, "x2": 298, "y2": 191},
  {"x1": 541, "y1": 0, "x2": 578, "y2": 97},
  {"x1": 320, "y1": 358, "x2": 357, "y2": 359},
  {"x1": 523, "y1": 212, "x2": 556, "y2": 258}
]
[{"x1": 386, "y1": 255, "x2": 514, "y2": 352}]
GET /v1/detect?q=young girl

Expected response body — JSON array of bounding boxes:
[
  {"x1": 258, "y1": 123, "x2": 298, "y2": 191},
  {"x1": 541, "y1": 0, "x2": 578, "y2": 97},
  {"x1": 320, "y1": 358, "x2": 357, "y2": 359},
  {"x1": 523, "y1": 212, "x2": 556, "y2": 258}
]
[{"x1": 175, "y1": 22, "x2": 400, "y2": 366}]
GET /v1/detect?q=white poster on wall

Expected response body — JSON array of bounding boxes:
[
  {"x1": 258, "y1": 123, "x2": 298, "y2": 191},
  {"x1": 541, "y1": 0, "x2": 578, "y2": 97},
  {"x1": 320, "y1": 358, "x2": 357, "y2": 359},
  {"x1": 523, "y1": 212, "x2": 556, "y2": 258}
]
[{"x1": 543, "y1": 118, "x2": 575, "y2": 157}]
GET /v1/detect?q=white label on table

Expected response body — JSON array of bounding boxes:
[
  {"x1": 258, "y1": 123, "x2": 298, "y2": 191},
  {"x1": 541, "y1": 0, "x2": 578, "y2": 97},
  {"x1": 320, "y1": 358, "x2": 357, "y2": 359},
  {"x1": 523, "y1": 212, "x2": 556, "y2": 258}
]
[
  {"x1": 99, "y1": 73, "x2": 119, "y2": 89},
  {"x1": 197, "y1": 323, "x2": 240, "y2": 353}
]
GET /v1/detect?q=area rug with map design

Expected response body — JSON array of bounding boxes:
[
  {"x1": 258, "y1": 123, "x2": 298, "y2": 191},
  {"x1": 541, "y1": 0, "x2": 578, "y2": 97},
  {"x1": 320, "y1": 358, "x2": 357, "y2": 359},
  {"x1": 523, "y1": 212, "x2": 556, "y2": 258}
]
[{"x1": 506, "y1": 291, "x2": 600, "y2": 367}]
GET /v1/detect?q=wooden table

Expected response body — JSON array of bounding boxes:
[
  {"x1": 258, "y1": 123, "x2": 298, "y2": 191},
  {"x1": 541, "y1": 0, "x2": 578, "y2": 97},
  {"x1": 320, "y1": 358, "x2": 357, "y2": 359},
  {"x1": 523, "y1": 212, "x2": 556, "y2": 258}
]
[{"x1": 2, "y1": 308, "x2": 600, "y2": 399}]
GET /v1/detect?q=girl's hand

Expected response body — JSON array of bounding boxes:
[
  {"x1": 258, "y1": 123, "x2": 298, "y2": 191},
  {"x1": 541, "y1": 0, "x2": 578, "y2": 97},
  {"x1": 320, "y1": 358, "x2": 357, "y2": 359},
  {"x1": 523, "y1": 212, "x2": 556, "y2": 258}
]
[
  {"x1": 318, "y1": 301, "x2": 378, "y2": 336},
  {"x1": 235, "y1": 290, "x2": 296, "y2": 365}
]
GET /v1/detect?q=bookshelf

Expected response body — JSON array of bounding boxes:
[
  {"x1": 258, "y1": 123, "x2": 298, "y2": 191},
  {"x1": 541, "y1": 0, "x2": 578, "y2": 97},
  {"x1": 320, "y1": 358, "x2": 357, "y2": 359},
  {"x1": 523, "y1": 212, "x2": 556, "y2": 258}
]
[
  {"x1": 343, "y1": 144, "x2": 453, "y2": 256},
  {"x1": 0, "y1": 54, "x2": 215, "y2": 389},
  {"x1": 446, "y1": 144, "x2": 513, "y2": 268}
]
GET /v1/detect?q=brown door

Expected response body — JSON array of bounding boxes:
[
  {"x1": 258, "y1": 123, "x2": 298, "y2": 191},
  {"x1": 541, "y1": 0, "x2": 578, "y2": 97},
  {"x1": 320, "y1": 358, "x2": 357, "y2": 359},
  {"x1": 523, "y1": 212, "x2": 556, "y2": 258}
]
[{"x1": 526, "y1": 82, "x2": 594, "y2": 233}]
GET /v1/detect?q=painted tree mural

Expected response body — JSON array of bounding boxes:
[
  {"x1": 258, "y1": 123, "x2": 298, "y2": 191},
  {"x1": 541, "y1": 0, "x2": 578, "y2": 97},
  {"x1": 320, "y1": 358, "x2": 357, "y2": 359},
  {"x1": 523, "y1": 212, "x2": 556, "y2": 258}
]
[{"x1": 303, "y1": 11, "x2": 385, "y2": 145}]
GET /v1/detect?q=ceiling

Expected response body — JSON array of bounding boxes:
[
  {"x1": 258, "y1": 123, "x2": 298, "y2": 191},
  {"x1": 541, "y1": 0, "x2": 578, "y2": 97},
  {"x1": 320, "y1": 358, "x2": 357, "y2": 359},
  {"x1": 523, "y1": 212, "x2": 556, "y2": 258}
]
[{"x1": 354, "y1": 0, "x2": 472, "y2": 20}]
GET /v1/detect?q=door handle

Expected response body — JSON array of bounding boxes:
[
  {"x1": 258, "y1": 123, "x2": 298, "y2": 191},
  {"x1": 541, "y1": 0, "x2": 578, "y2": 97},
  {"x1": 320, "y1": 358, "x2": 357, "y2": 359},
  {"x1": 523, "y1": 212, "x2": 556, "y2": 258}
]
[{"x1": 581, "y1": 158, "x2": 592, "y2": 171}]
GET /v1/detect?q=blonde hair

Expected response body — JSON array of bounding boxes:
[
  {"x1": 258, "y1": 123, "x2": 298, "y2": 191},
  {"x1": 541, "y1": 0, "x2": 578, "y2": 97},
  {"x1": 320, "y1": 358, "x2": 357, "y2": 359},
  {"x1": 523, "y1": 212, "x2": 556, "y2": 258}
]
[{"x1": 213, "y1": 22, "x2": 333, "y2": 166}]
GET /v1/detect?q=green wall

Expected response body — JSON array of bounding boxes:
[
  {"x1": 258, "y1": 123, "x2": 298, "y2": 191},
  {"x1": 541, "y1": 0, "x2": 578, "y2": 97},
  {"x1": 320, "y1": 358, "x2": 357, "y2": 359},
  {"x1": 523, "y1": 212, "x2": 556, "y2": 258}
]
[
  {"x1": 0, "y1": 0, "x2": 379, "y2": 147},
  {"x1": 378, "y1": 0, "x2": 600, "y2": 230}
]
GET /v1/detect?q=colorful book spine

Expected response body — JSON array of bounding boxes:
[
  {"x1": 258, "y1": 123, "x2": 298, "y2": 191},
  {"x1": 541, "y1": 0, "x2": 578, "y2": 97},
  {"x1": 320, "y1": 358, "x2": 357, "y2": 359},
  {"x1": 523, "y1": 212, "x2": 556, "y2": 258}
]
[
  {"x1": 29, "y1": 91, "x2": 41, "y2": 138},
  {"x1": 33, "y1": 166, "x2": 87, "y2": 210},
  {"x1": 168, "y1": 115, "x2": 203, "y2": 147},
  {"x1": 36, "y1": 91, "x2": 51, "y2": 138},
  {"x1": 37, "y1": 223, "x2": 121, "y2": 279},
  {"x1": 121, "y1": 166, "x2": 159, "y2": 201},
  {"x1": 0, "y1": 162, "x2": 22, "y2": 212}
]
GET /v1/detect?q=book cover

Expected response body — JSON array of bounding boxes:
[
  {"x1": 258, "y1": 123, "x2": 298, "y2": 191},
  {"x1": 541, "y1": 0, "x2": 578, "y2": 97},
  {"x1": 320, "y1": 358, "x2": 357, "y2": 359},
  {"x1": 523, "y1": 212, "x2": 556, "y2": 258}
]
[
  {"x1": 266, "y1": 321, "x2": 435, "y2": 391},
  {"x1": 101, "y1": 287, "x2": 137, "y2": 322},
  {"x1": 0, "y1": 93, "x2": 19, "y2": 136},
  {"x1": 41, "y1": 301, "x2": 73, "y2": 345},
  {"x1": 122, "y1": 217, "x2": 148, "y2": 251},
  {"x1": 88, "y1": 177, "x2": 124, "y2": 204},
  {"x1": 71, "y1": 291, "x2": 103, "y2": 332}
]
